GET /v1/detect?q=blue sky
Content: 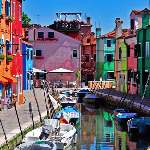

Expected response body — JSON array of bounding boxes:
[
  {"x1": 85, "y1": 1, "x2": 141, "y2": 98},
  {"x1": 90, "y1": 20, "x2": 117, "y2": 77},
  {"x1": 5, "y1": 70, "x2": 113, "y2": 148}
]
[{"x1": 23, "y1": 0, "x2": 149, "y2": 35}]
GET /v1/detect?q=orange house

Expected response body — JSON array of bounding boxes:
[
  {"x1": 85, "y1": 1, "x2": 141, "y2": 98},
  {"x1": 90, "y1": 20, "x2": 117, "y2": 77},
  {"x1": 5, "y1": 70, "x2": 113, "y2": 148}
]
[{"x1": 0, "y1": 0, "x2": 17, "y2": 110}]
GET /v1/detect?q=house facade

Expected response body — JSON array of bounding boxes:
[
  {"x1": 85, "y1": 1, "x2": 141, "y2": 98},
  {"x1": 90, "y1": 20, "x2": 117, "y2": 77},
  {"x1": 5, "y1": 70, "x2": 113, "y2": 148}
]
[
  {"x1": 28, "y1": 27, "x2": 81, "y2": 87},
  {"x1": 137, "y1": 9, "x2": 150, "y2": 97},
  {"x1": 0, "y1": 0, "x2": 17, "y2": 110},
  {"x1": 96, "y1": 30, "x2": 115, "y2": 81},
  {"x1": 11, "y1": 0, "x2": 23, "y2": 105},
  {"x1": 22, "y1": 41, "x2": 33, "y2": 90}
]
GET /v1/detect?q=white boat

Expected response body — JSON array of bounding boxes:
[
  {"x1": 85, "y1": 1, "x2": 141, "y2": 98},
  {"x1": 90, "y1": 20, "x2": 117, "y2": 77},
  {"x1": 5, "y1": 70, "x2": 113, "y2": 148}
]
[
  {"x1": 14, "y1": 140, "x2": 57, "y2": 150},
  {"x1": 50, "y1": 123, "x2": 76, "y2": 150},
  {"x1": 21, "y1": 119, "x2": 76, "y2": 150},
  {"x1": 61, "y1": 97, "x2": 77, "y2": 108}
]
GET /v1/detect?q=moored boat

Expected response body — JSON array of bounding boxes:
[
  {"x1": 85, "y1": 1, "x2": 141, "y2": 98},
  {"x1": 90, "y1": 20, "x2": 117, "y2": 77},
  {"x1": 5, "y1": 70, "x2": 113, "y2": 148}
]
[
  {"x1": 61, "y1": 97, "x2": 77, "y2": 108},
  {"x1": 115, "y1": 113, "x2": 138, "y2": 124},
  {"x1": 54, "y1": 106, "x2": 81, "y2": 125},
  {"x1": 83, "y1": 94, "x2": 101, "y2": 104},
  {"x1": 77, "y1": 89, "x2": 90, "y2": 99}
]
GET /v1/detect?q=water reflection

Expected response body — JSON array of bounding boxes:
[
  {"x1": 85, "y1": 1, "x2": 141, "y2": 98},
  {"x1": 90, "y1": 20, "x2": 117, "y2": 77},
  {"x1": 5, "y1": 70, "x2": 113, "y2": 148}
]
[{"x1": 72, "y1": 103, "x2": 150, "y2": 150}]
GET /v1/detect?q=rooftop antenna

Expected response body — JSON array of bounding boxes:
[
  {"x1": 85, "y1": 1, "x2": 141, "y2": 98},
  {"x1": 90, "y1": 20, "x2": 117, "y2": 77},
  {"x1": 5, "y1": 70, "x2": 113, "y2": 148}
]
[{"x1": 83, "y1": 13, "x2": 87, "y2": 22}]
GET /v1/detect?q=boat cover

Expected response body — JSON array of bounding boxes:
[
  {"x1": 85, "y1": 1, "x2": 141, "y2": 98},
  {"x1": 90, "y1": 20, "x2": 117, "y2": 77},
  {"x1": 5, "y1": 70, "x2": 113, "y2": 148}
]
[
  {"x1": 54, "y1": 106, "x2": 81, "y2": 119},
  {"x1": 78, "y1": 89, "x2": 89, "y2": 93},
  {"x1": 84, "y1": 94, "x2": 98, "y2": 99}
]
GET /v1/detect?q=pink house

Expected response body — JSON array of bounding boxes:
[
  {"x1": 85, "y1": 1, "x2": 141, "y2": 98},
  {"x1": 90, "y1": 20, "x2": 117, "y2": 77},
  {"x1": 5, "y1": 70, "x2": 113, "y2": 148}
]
[{"x1": 28, "y1": 26, "x2": 81, "y2": 87}]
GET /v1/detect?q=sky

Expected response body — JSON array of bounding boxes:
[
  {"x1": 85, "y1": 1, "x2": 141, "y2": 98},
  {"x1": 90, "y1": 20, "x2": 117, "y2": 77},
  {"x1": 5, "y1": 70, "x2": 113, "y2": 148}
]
[{"x1": 22, "y1": 0, "x2": 149, "y2": 35}]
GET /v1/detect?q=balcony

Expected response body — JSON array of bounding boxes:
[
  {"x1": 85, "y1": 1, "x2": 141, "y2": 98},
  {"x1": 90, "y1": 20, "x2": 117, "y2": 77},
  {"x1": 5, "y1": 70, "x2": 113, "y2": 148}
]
[{"x1": 50, "y1": 21, "x2": 81, "y2": 32}]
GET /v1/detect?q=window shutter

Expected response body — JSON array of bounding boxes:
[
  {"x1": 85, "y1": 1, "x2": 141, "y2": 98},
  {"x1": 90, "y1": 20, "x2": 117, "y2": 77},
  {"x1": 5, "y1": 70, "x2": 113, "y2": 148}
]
[
  {"x1": 0, "y1": 0, "x2": 2, "y2": 14},
  {"x1": 6, "y1": 40, "x2": 9, "y2": 57},
  {"x1": 134, "y1": 44, "x2": 137, "y2": 57},
  {"x1": 9, "y1": 41, "x2": 11, "y2": 52},
  {"x1": 105, "y1": 54, "x2": 107, "y2": 61},
  {"x1": 0, "y1": 39, "x2": 3, "y2": 54},
  {"x1": 127, "y1": 45, "x2": 130, "y2": 57},
  {"x1": 8, "y1": 2, "x2": 10, "y2": 16}
]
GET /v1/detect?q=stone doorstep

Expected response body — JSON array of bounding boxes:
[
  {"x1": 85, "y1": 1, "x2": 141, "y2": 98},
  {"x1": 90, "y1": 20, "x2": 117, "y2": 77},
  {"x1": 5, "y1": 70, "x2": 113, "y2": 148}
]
[{"x1": 0, "y1": 110, "x2": 47, "y2": 146}]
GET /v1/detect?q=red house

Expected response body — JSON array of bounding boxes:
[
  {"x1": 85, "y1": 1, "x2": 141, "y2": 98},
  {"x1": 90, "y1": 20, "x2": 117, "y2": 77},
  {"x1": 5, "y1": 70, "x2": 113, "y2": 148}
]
[{"x1": 11, "y1": 0, "x2": 23, "y2": 104}]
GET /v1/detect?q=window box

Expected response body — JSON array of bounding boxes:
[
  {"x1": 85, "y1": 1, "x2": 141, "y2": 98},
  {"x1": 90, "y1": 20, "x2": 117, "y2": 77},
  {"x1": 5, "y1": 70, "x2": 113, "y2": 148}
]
[
  {"x1": 34, "y1": 56, "x2": 44, "y2": 59},
  {"x1": 5, "y1": 16, "x2": 15, "y2": 22},
  {"x1": 7, "y1": 55, "x2": 13, "y2": 61},
  {"x1": 37, "y1": 38, "x2": 44, "y2": 41},
  {"x1": 0, "y1": 54, "x2": 5, "y2": 61}
]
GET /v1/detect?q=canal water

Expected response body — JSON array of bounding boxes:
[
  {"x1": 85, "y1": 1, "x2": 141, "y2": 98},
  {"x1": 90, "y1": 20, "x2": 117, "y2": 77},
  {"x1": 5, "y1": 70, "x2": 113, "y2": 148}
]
[{"x1": 71, "y1": 102, "x2": 150, "y2": 150}]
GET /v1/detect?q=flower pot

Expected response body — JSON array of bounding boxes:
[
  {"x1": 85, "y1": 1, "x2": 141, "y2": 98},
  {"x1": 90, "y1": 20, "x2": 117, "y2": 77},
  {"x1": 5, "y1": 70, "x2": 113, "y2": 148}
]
[{"x1": 0, "y1": 58, "x2": 4, "y2": 61}]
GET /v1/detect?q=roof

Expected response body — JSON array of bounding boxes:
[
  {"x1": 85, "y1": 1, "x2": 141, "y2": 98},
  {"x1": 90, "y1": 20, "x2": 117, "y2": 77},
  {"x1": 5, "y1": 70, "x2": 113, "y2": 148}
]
[
  {"x1": 22, "y1": 41, "x2": 33, "y2": 47},
  {"x1": 98, "y1": 29, "x2": 130, "y2": 39},
  {"x1": 131, "y1": 8, "x2": 150, "y2": 15}
]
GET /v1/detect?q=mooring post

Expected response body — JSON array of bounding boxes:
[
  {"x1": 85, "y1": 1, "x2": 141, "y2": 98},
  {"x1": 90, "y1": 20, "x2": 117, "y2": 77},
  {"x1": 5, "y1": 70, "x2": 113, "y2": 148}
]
[
  {"x1": 0, "y1": 119, "x2": 10, "y2": 149},
  {"x1": 32, "y1": 85, "x2": 42, "y2": 124},
  {"x1": 29, "y1": 102, "x2": 35, "y2": 131},
  {"x1": 14, "y1": 102, "x2": 24, "y2": 140}
]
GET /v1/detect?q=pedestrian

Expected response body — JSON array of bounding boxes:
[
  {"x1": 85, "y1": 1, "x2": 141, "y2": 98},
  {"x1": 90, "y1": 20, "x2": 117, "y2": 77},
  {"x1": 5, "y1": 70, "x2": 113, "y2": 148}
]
[{"x1": 40, "y1": 78, "x2": 44, "y2": 89}]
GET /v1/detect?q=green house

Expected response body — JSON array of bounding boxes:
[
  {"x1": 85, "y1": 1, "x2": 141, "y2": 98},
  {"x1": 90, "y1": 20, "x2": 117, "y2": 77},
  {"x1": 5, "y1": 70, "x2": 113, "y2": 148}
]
[
  {"x1": 137, "y1": 9, "x2": 150, "y2": 97},
  {"x1": 96, "y1": 29, "x2": 115, "y2": 81}
]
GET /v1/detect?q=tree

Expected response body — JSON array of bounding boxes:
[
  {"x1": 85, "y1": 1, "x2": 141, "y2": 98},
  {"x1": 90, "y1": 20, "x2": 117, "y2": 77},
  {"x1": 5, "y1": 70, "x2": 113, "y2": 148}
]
[{"x1": 22, "y1": 12, "x2": 31, "y2": 24}]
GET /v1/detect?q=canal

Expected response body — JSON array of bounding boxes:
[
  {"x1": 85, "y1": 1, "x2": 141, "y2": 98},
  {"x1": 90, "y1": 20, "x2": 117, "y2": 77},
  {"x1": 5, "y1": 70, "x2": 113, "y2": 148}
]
[{"x1": 71, "y1": 102, "x2": 150, "y2": 150}]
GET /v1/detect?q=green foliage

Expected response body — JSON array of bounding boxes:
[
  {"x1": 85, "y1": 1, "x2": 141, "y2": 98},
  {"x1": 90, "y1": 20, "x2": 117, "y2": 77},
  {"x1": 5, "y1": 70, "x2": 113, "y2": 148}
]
[
  {"x1": 22, "y1": 12, "x2": 31, "y2": 24},
  {"x1": 9, "y1": 16, "x2": 15, "y2": 22},
  {"x1": 7, "y1": 55, "x2": 13, "y2": 60},
  {"x1": 76, "y1": 70, "x2": 80, "y2": 81},
  {"x1": 0, "y1": 54, "x2": 5, "y2": 59}
]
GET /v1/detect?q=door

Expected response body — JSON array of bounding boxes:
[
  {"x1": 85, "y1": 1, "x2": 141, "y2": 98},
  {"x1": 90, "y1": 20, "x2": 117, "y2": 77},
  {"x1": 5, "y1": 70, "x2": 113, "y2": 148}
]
[
  {"x1": 122, "y1": 74, "x2": 125, "y2": 92},
  {"x1": 119, "y1": 74, "x2": 122, "y2": 91},
  {"x1": 16, "y1": 76, "x2": 19, "y2": 103}
]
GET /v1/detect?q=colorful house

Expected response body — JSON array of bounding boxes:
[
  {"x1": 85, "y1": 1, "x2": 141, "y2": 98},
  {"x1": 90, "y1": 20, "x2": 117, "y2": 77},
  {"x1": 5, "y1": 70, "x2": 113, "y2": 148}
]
[
  {"x1": 28, "y1": 26, "x2": 81, "y2": 87},
  {"x1": 11, "y1": 0, "x2": 23, "y2": 104},
  {"x1": 0, "y1": 0, "x2": 17, "y2": 110},
  {"x1": 96, "y1": 29, "x2": 115, "y2": 81},
  {"x1": 22, "y1": 41, "x2": 33, "y2": 90},
  {"x1": 81, "y1": 17, "x2": 96, "y2": 85},
  {"x1": 137, "y1": 9, "x2": 150, "y2": 97}
]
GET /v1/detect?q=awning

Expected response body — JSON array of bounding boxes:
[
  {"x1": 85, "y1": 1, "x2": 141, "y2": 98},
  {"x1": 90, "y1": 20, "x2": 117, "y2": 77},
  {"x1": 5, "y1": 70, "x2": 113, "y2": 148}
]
[
  {"x1": 0, "y1": 75, "x2": 8, "y2": 83},
  {"x1": 49, "y1": 68, "x2": 74, "y2": 73},
  {"x1": 2, "y1": 75, "x2": 17, "y2": 83},
  {"x1": 33, "y1": 68, "x2": 45, "y2": 73}
]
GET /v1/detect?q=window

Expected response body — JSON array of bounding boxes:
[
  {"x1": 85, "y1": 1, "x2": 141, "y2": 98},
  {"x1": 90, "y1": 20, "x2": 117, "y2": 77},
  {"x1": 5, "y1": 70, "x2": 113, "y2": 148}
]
[
  {"x1": 72, "y1": 49, "x2": 77, "y2": 58},
  {"x1": 94, "y1": 53, "x2": 96, "y2": 62},
  {"x1": 87, "y1": 39, "x2": 90, "y2": 43},
  {"x1": 119, "y1": 47, "x2": 122, "y2": 60},
  {"x1": 128, "y1": 70, "x2": 132, "y2": 82},
  {"x1": 0, "y1": 39, "x2": 3, "y2": 54},
  {"x1": 0, "y1": 0, "x2": 2, "y2": 14},
  {"x1": 127, "y1": 45, "x2": 130, "y2": 57},
  {"x1": 107, "y1": 39, "x2": 111, "y2": 47},
  {"x1": 36, "y1": 50, "x2": 42, "y2": 56},
  {"x1": 13, "y1": 2, "x2": 15, "y2": 17},
  {"x1": 5, "y1": 0, "x2": 10, "y2": 16},
  {"x1": 38, "y1": 32, "x2": 44, "y2": 38},
  {"x1": 27, "y1": 72, "x2": 30, "y2": 80},
  {"x1": 13, "y1": 37, "x2": 15, "y2": 55},
  {"x1": 19, "y1": 5, "x2": 21, "y2": 21},
  {"x1": 146, "y1": 42, "x2": 149, "y2": 58},
  {"x1": 48, "y1": 32, "x2": 54, "y2": 38},
  {"x1": 106, "y1": 54, "x2": 113, "y2": 62},
  {"x1": 106, "y1": 72, "x2": 114, "y2": 79},
  {"x1": 20, "y1": 75, "x2": 22, "y2": 94},
  {"x1": 85, "y1": 54, "x2": 89, "y2": 62},
  {"x1": 13, "y1": 75, "x2": 15, "y2": 94},
  {"x1": 131, "y1": 19, "x2": 134, "y2": 30},
  {"x1": 19, "y1": 38, "x2": 21, "y2": 54},
  {"x1": 36, "y1": 70, "x2": 46, "y2": 79},
  {"x1": 27, "y1": 49, "x2": 29, "y2": 60},
  {"x1": 134, "y1": 44, "x2": 141, "y2": 57},
  {"x1": 31, "y1": 50, "x2": 33, "y2": 60}
]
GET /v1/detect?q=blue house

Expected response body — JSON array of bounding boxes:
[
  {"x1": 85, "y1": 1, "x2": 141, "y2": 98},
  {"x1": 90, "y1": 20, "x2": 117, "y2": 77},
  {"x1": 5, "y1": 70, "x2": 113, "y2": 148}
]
[{"x1": 22, "y1": 41, "x2": 33, "y2": 90}]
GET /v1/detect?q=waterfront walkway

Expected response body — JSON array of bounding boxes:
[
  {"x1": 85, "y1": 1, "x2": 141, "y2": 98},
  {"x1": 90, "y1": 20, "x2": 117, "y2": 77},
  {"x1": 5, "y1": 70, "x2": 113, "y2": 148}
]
[
  {"x1": 0, "y1": 88, "x2": 59, "y2": 147},
  {"x1": 96, "y1": 88, "x2": 150, "y2": 112}
]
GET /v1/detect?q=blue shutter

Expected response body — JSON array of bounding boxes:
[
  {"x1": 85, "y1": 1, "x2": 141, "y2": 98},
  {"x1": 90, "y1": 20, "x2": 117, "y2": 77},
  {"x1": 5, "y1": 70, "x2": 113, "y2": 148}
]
[
  {"x1": 106, "y1": 72, "x2": 108, "y2": 80},
  {"x1": 6, "y1": 40, "x2": 9, "y2": 57},
  {"x1": 9, "y1": 41, "x2": 11, "y2": 52},
  {"x1": 0, "y1": 39, "x2": 3, "y2": 54},
  {"x1": 105, "y1": 54, "x2": 107, "y2": 62},
  {"x1": 8, "y1": 2, "x2": 10, "y2": 16},
  {"x1": 0, "y1": 0, "x2": 2, "y2": 14}
]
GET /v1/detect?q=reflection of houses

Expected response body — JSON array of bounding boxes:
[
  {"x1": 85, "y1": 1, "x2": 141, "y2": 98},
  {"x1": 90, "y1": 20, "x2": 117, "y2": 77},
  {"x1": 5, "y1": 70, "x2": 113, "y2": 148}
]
[
  {"x1": 22, "y1": 41, "x2": 33, "y2": 90},
  {"x1": 28, "y1": 26, "x2": 81, "y2": 86},
  {"x1": 96, "y1": 29, "x2": 115, "y2": 81}
]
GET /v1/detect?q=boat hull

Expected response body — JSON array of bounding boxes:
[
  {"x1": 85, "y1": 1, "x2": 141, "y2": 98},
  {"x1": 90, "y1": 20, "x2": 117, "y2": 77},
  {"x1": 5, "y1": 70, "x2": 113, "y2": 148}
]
[{"x1": 61, "y1": 102, "x2": 76, "y2": 108}]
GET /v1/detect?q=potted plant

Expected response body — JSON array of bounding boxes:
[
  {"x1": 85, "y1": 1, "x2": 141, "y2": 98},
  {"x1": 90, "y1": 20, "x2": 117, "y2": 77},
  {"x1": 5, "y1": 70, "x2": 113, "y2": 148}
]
[
  {"x1": 7, "y1": 55, "x2": 13, "y2": 61},
  {"x1": 8, "y1": 16, "x2": 15, "y2": 22},
  {"x1": 0, "y1": 54, "x2": 5, "y2": 61}
]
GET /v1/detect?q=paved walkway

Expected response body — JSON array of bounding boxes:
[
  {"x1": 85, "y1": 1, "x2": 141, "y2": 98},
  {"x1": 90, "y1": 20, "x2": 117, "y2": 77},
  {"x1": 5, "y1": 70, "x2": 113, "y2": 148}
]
[
  {"x1": 0, "y1": 88, "x2": 59, "y2": 146},
  {"x1": 96, "y1": 88, "x2": 150, "y2": 111}
]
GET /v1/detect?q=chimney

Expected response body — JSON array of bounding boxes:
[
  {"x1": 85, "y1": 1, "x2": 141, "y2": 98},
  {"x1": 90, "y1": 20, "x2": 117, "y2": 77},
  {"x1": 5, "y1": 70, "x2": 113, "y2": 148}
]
[
  {"x1": 115, "y1": 18, "x2": 123, "y2": 39},
  {"x1": 96, "y1": 28, "x2": 101, "y2": 38},
  {"x1": 87, "y1": 17, "x2": 90, "y2": 24},
  {"x1": 142, "y1": 8, "x2": 149, "y2": 27}
]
